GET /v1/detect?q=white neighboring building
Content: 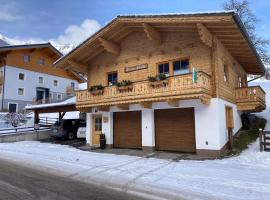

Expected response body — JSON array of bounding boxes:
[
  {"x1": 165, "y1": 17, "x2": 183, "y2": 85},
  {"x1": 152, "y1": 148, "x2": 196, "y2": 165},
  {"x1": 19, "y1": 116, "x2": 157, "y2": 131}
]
[{"x1": 0, "y1": 42, "x2": 85, "y2": 112}]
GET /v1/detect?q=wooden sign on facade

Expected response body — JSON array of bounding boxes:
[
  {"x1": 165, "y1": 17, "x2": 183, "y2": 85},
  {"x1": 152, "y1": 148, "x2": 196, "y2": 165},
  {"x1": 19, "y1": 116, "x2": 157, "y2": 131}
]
[{"x1": 125, "y1": 63, "x2": 148, "y2": 73}]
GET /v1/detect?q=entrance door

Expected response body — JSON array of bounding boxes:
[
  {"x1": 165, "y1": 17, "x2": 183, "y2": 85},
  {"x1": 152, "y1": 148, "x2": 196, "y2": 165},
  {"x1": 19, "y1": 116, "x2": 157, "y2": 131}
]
[
  {"x1": 92, "y1": 115, "x2": 102, "y2": 146},
  {"x1": 225, "y1": 106, "x2": 234, "y2": 149},
  {"x1": 8, "y1": 103, "x2": 17, "y2": 113}
]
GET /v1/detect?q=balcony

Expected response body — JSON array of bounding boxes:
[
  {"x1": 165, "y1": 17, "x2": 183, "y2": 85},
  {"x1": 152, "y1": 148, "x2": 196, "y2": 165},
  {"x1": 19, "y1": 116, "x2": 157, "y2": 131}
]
[
  {"x1": 66, "y1": 86, "x2": 75, "y2": 95},
  {"x1": 76, "y1": 71, "x2": 212, "y2": 110},
  {"x1": 235, "y1": 86, "x2": 266, "y2": 112}
]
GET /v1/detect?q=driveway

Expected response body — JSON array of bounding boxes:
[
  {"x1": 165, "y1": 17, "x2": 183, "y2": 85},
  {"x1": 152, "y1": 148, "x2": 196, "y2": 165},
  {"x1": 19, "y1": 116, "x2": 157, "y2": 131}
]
[
  {"x1": 0, "y1": 140, "x2": 269, "y2": 200},
  {"x1": 0, "y1": 158, "x2": 149, "y2": 200}
]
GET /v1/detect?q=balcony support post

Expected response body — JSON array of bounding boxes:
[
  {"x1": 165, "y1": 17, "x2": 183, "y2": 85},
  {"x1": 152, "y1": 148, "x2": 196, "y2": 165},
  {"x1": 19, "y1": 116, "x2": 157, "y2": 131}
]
[
  {"x1": 167, "y1": 99, "x2": 179, "y2": 107},
  {"x1": 140, "y1": 102, "x2": 152, "y2": 109},
  {"x1": 117, "y1": 104, "x2": 129, "y2": 110}
]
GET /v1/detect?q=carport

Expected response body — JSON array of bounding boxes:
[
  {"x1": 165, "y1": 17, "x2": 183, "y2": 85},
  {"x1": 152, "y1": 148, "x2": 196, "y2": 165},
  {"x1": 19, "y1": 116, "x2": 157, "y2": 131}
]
[{"x1": 25, "y1": 97, "x2": 78, "y2": 126}]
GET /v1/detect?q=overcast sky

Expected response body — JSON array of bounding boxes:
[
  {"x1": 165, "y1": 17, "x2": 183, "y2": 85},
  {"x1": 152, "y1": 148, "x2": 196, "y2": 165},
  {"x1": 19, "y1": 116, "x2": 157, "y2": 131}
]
[{"x1": 0, "y1": 0, "x2": 269, "y2": 49}]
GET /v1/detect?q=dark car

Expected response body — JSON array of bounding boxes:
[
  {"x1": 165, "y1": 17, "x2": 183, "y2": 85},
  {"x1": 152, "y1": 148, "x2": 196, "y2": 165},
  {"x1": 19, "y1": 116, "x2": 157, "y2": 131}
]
[{"x1": 50, "y1": 119, "x2": 83, "y2": 140}]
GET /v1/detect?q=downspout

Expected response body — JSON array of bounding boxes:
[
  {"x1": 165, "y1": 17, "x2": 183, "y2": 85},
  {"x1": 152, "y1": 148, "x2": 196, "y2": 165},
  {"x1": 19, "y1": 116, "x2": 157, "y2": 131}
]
[{"x1": 1, "y1": 58, "x2": 6, "y2": 111}]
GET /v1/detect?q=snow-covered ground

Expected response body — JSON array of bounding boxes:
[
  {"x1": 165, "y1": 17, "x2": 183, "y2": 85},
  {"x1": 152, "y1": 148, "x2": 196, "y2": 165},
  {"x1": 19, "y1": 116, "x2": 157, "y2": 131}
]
[{"x1": 0, "y1": 140, "x2": 269, "y2": 200}]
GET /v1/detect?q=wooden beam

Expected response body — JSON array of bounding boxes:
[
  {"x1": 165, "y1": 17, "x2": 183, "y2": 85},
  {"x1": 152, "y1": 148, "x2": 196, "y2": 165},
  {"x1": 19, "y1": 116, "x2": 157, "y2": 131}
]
[
  {"x1": 97, "y1": 106, "x2": 110, "y2": 112},
  {"x1": 117, "y1": 104, "x2": 129, "y2": 110},
  {"x1": 167, "y1": 99, "x2": 179, "y2": 107},
  {"x1": 197, "y1": 23, "x2": 213, "y2": 47},
  {"x1": 67, "y1": 60, "x2": 88, "y2": 74},
  {"x1": 140, "y1": 102, "x2": 152, "y2": 109},
  {"x1": 98, "y1": 38, "x2": 120, "y2": 55},
  {"x1": 200, "y1": 97, "x2": 210, "y2": 105},
  {"x1": 142, "y1": 23, "x2": 162, "y2": 45}
]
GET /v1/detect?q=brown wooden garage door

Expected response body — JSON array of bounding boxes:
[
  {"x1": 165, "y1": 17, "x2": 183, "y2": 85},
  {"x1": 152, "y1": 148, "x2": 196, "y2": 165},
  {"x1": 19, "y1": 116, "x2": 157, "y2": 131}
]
[
  {"x1": 155, "y1": 108, "x2": 196, "y2": 152},
  {"x1": 113, "y1": 111, "x2": 142, "y2": 149}
]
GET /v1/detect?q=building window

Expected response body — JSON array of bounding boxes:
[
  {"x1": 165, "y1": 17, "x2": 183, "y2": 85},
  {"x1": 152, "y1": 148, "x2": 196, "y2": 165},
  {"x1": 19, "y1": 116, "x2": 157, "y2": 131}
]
[
  {"x1": 223, "y1": 64, "x2": 229, "y2": 82},
  {"x1": 94, "y1": 117, "x2": 102, "y2": 131},
  {"x1": 38, "y1": 76, "x2": 44, "y2": 84},
  {"x1": 108, "y1": 72, "x2": 117, "y2": 86},
  {"x1": 158, "y1": 62, "x2": 169, "y2": 76},
  {"x1": 57, "y1": 94, "x2": 62, "y2": 101},
  {"x1": 53, "y1": 80, "x2": 58, "y2": 86},
  {"x1": 71, "y1": 82, "x2": 75, "y2": 89},
  {"x1": 38, "y1": 58, "x2": 45, "y2": 65},
  {"x1": 173, "y1": 59, "x2": 189, "y2": 75},
  {"x1": 18, "y1": 73, "x2": 25, "y2": 80},
  {"x1": 18, "y1": 88, "x2": 24, "y2": 96},
  {"x1": 23, "y1": 55, "x2": 30, "y2": 63}
]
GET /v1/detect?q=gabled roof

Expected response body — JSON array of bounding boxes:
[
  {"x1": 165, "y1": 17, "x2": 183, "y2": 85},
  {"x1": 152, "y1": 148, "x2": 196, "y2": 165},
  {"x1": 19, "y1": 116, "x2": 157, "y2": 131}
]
[
  {"x1": 54, "y1": 11, "x2": 265, "y2": 75},
  {"x1": 0, "y1": 42, "x2": 62, "y2": 57}
]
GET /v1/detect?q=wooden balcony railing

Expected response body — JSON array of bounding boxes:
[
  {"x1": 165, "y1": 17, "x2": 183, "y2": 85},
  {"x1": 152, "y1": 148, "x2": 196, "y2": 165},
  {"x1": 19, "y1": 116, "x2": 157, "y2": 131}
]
[
  {"x1": 76, "y1": 71, "x2": 212, "y2": 109},
  {"x1": 235, "y1": 86, "x2": 266, "y2": 112},
  {"x1": 66, "y1": 86, "x2": 75, "y2": 94}
]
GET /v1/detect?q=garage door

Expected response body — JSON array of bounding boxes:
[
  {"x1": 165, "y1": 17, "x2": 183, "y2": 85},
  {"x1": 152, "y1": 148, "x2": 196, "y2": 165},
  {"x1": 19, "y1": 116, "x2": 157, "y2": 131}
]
[
  {"x1": 113, "y1": 111, "x2": 142, "y2": 149},
  {"x1": 155, "y1": 108, "x2": 196, "y2": 152}
]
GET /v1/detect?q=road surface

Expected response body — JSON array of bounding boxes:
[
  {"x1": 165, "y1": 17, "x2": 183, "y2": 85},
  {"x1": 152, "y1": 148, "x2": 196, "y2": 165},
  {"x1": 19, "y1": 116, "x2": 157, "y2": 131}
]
[{"x1": 0, "y1": 159, "x2": 150, "y2": 200}]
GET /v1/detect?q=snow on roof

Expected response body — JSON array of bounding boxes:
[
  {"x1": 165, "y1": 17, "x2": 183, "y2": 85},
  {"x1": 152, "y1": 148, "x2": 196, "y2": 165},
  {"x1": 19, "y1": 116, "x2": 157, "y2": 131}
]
[{"x1": 25, "y1": 96, "x2": 76, "y2": 110}]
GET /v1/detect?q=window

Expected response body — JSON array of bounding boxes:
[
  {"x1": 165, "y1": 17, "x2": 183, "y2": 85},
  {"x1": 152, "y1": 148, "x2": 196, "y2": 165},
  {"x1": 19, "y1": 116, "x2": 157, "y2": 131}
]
[
  {"x1": 95, "y1": 117, "x2": 102, "y2": 131},
  {"x1": 53, "y1": 80, "x2": 58, "y2": 86},
  {"x1": 71, "y1": 82, "x2": 75, "y2": 89},
  {"x1": 18, "y1": 88, "x2": 24, "y2": 96},
  {"x1": 8, "y1": 103, "x2": 17, "y2": 113},
  {"x1": 38, "y1": 76, "x2": 44, "y2": 84},
  {"x1": 38, "y1": 58, "x2": 45, "y2": 65},
  {"x1": 158, "y1": 62, "x2": 169, "y2": 76},
  {"x1": 173, "y1": 59, "x2": 189, "y2": 75},
  {"x1": 108, "y1": 72, "x2": 118, "y2": 86},
  {"x1": 57, "y1": 94, "x2": 62, "y2": 101},
  {"x1": 18, "y1": 73, "x2": 24, "y2": 80},
  {"x1": 23, "y1": 55, "x2": 30, "y2": 63},
  {"x1": 223, "y1": 64, "x2": 229, "y2": 82}
]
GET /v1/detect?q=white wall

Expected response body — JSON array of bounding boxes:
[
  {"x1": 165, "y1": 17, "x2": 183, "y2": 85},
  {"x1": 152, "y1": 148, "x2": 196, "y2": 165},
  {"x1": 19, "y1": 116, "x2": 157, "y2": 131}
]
[
  {"x1": 85, "y1": 98, "x2": 242, "y2": 151},
  {"x1": 4, "y1": 65, "x2": 79, "y2": 101}
]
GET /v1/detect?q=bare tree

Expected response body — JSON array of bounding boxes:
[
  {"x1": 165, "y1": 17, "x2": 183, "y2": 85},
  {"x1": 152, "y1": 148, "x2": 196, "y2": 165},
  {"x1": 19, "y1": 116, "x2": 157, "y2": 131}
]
[{"x1": 223, "y1": 0, "x2": 270, "y2": 65}]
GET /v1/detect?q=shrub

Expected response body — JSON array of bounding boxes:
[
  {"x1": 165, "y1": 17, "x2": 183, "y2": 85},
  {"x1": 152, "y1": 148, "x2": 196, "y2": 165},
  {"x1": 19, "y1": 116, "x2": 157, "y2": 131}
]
[
  {"x1": 148, "y1": 73, "x2": 167, "y2": 82},
  {"x1": 116, "y1": 80, "x2": 132, "y2": 87}
]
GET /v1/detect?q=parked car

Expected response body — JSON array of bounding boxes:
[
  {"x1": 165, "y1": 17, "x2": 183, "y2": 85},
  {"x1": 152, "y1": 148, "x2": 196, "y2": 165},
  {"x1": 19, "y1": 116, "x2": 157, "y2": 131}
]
[
  {"x1": 77, "y1": 121, "x2": 86, "y2": 139},
  {"x1": 50, "y1": 119, "x2": 83, "y2": 140}
]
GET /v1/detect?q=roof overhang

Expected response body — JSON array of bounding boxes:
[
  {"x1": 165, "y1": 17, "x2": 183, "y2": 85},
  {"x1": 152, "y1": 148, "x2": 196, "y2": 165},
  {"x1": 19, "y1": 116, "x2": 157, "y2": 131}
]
[
  {"x1": 0, "y1": 43, "x2": 62, "y2": 58},
  {"x1": 54, "y1": 11, "x2": 265, "y2": 75}
]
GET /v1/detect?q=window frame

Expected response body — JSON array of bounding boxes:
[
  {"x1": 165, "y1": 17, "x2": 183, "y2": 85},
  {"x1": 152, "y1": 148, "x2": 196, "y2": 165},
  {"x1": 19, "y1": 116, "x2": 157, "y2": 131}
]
[
  {"x1": 172, "y1": 59, "x2": 190, "y2": 75},
  {"x1": 94, "y1": 116, "x2": 102, "y2": 131},
  {"x1": 223, "y1": 63, "x2": 229, "y2": 83},
  {"x1": 18, "y1": 88, "x2": 25, "y2": 96},
  {"x1": 57, "y1": 93, "x2": 62, "y2": 101},
  {"x1": 38, "y1": 76, "x2": 44, "y2": 84},
  {"x1": 107, "y1": 71, "x2": 118, "y2": 86},
  {"x1": 53, "y1": 80, "x2": 58, "y2": 87},
  {"x1": 18, "y1": 72, "x2": 25, "y2": 80},
  {"x1": 157, "y1": 62, "x2": 170, "y2": 76},
  {"x1": 38, "y1": 58, "x2": 45, "y2": 65},
  {"x1": 23, "y1": 55, "x2": 30, "y2": 63}
]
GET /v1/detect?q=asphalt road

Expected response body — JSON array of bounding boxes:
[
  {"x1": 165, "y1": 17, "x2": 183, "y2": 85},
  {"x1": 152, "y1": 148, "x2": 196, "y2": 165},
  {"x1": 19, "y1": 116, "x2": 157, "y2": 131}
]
[{"x1": 0, "y1": 159, "x2": 150, "y2": 200}]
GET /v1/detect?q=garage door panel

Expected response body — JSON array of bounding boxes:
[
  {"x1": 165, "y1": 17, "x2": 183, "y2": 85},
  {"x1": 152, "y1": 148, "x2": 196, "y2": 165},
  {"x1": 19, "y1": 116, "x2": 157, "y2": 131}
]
[
  {"x1": 155, "y1": 108, "x2": 196, "y2": 152},
  {"x1": 113, "y1": 111, "x2": 142, "y2": 149}
]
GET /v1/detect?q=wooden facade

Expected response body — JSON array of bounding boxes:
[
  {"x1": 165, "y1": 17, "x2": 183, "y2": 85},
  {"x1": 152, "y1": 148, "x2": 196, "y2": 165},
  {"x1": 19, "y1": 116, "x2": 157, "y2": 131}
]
[
  {"x1": 0, "y1": 43, "x2": 84, "y2": 82},
  {"x1": 55, "y1": 12, "x2": 266, "y2": 112}
]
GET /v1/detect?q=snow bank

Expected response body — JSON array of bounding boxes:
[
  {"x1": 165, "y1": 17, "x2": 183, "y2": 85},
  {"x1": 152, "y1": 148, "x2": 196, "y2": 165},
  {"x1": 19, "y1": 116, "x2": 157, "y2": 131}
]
[{"x1": 0, "y1": 140, "x2": 269, "y2": 200}]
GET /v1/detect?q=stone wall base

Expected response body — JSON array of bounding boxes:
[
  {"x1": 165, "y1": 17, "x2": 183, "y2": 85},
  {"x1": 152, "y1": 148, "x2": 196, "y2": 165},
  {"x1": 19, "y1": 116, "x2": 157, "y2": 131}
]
[{"x1": 142, "y1": 146, "x2": 155, "y2": 153}]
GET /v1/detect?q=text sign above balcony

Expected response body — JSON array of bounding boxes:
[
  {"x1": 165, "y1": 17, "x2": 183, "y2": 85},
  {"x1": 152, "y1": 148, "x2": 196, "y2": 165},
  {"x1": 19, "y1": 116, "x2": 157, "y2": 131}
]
[{"x1": 125, "y1": 63, "x2": 148, "y2": 73}]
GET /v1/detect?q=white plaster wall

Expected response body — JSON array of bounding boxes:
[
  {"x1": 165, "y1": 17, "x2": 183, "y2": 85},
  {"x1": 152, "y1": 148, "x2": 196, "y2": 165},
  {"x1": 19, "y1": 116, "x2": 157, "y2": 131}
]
[
  {"x1": 86, "y1": 113, "x2": 92, "y2": 145},
  {"x1": 85, "y1": 97, "x2": 242, "y2": 150},
  {"x1": 4, "y1": 65, "x2": 79, "y2": 101},
  {"x1": 141, "y1": 109, "x2": 155, "y2": 147}
]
